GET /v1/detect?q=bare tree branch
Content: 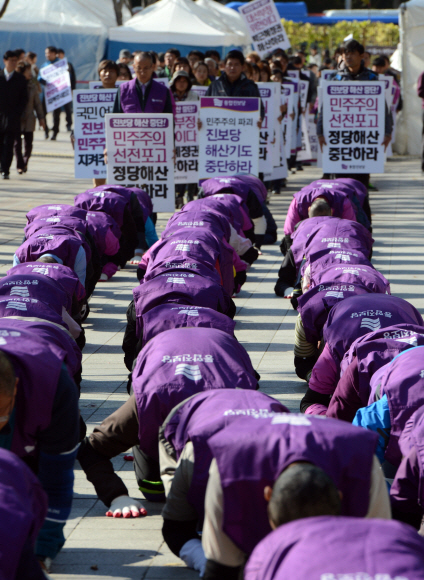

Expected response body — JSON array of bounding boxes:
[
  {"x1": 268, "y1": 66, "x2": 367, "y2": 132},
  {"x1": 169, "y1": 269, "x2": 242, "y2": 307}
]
[{"x1": 0, "y1": 0, "x2": 11, "y2": 19}]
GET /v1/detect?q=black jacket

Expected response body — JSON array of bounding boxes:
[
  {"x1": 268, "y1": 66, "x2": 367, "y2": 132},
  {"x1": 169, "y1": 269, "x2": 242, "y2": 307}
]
[
  {"x1": 205, "y1": 72, "x2": 265, "y2": 119},
  {"x1": 0, "y1": 70, "x2": 28, "y2": 132}
]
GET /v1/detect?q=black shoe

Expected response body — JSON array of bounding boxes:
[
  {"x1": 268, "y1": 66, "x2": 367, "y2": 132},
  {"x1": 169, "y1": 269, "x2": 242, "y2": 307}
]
[
  {"x1": 50, "y1": 133, "x2": 57, "y2": 141},
  {"x1": 44, "y1": 130, "x2": 49, "y2": 139},
  {"x1": 1, "y1": 172, "x2": 9, "y2": 179},
  {"x1": 67, "y1": 126, "x2": 72, "y2": 132}
]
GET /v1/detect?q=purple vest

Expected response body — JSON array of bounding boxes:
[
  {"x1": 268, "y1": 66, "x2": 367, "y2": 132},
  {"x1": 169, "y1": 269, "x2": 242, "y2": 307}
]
[
  {"x1": 201, "y1": 176, "x2": 251, "y2": 202},
  {"x1": 133, "y1": 272, "x2": 230, "y2": 335},
  {"x1": 26, "y1": 204, "x2": 87, "y2": 224},
  {"x1": 375, "y1": 346, "x2": 424, "y2": 466},
  {"x1": 336, "y1": 177, "x2": 368, "y2": 206},
  {"x1": 290, "y1": 216, "x2": 333, "y2": 271},
  {"x1": 132, "y1": 327, "x2": 258, "y2": 461},
  {"x1": 324, "y1": 294, "x2": 424, "y2": 374},
  {"x1": 183, "y1": 195, "x2": 245, "y2": 234},
  {"x1": 143, "y1": 256, "x2": 222, "y2": 287},
  {"x1": 74, "y1": 190, "x2": 128, "y2": 227},
  {"x1": 0, "y1": 448, "x2": 48, "y2": 579},
  {"x1": 141, "y1": 304, "x2": 236, "y2": 347},
  {"x1": 399, "y1": 405, "x2": 424, "y2": 459},
  {"x1": 120, "y1": 78, "x2": 169, "y2": 113},
  {"x1": 164, "y1": 209, "x2": 231, "y2": 242},
  {"x1": 294, "y1": 187, "x2": 347, "y2": 220},
  {"x1": 305, "y1": 178, "x2": 362, "y2": 203},
  {"x1": 24, "y1": 216, "x2": 87, "y2": 239},
  {"x1": 163, "y1": 390, "x2": 288, "y2": 521},
  {"x1": 234, "y1": 174, "x2": 267, "y2": 203},
  {"x1": 310, "y1": 263, "x2": 390, "y2": 294},
  {"x1": 132, "y1": 187, "x2": 153, "y2": 222},
  {"x1": 15, "y1": 228, "x2": 85, "y2": 271},
  {"x1": 85, "y1": 211, "x2": 121, "y2": 255},
  {"x1": 297, "y1": 282, "x2": 372, "y2": 344},
  {"x1": 207, "y1": 414, "x2": 377, "y2": 555},
  {"x1": 6, "y1": 262, "x2": 86, "y2": 311},
  {"x1": 0, "y1": 321, "x2": 65, "y2": 458},
  {"x1": 0, "y1": 273, "x2": 68, "y2": 313},
  {"x1": 245, "y1": 517, "x2": 424, "y2": 580}
]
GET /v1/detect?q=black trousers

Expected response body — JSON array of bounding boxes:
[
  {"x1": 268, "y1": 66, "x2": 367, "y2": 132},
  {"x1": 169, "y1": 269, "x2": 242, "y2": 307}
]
[
  {"x1": 14, "y1": 132, "x2": 34, "y2": 170},
  {"x1": 0, "y1": 131, "x2": 16, "y2": 175},
  {"x1": 43, "y1": 100, "x2": 73, "y2": 134}
]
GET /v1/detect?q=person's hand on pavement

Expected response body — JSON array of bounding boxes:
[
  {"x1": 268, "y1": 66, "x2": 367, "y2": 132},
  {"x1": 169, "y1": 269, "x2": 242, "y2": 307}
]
[
  {"x1": 105, "y1": 495, "x2": 147, "y2": 518},
  {"x1": 130, "y1": 250, "x2": 144, "y2": 265},
  {"x1": 283, "y1": 286, "x2": 294, "y2": 298}
]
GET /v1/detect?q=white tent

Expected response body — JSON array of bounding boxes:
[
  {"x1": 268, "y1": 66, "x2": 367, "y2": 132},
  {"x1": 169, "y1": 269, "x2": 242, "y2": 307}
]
[
  {"x1": 0, "y1": 0, "x2": 113, "y2": 80},
  {"x1": 195, "y1": 0, "x2": 250, "y2": 44},
  {"x1": 108, "y1": 0, "x2": 247, "y2": 59},
  {"x1": 396, "y1": 0, "x2": 424, "y2": 154}
]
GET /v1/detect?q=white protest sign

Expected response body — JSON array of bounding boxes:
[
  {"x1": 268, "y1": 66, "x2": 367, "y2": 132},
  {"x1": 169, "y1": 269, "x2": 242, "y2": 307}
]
[
  {"x1": 281, "y1": 83, "x2": 294, "y2": 159},
  {"x1": 198, "y1": 97, "x2": 260, "y2": 178},
  {"x1": 89, "y1": 81, "x2": 128, "y2": 89},
  {"x1": 191, "y1": 85, "x2": 209, "y2": 98},
  {"x1": 307, "y1": 113, "x2": 318, "y2": 162},
  {"x1": 174, "y1": 102, "x2": 199, "y2": 184},
  {"x1": 299, "y1": 79, "x2": 309, "y2": 112},
  {"x1": 321, "y1": 81, "x2": 386, "y2": 174},
  {"x1": 298, "y1": 115, "x2": 312, "y2": 161},
  {"x1": 258, "y1": 82, "x2": 279, "y2": 173},
  {"x1": 105, "y1": 113, "x2": 175, "y2": 212},
  {"x1": 40, "y1": 58, "x2": 72, "y2": 113},
  {"x1": 238, "y1": 0, "x2": 290, "y2": 58},
  {"x1": 154, "y1": 77, "x2": 170, "y2": 88},
  {"x1": 73, "y1": 89, "x2": 117, "y2": 179},
  {"x1": 320, "y1": 70, "x2": 336, "y2": 82},
  {"x1": 379, "y1": 74, "x2": 394, "y2": 108},
  {"x1": 263, "y1": 134, "x2": 288, "y2": 181}
]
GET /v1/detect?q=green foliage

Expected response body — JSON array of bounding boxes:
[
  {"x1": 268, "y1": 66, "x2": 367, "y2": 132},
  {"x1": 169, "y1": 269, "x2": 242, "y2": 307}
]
[{"x1": 282, "y1": 20, "x2": 399, "y2": 51}]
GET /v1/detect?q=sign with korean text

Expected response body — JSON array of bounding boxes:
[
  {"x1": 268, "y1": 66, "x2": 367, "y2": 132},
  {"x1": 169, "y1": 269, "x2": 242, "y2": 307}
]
[
  {"x1": 174, "y1": 102, "x2": 199, "y2": 184},
  {"x1": 40, "y1": 58, "x2": 72, "y2": 113},
  {"x1": 258, "y1": 82, "x2": 279, "y2": 173},
  {"x1": 238, "y1": 0, "x2": 290, "y2": 58},
  {"x1": 281, "y1": 84, "x2": 294, "y2": 159},
  {"x1": 73, "y1": 89, "x2": 117, "y2": 179},
  {"x1": 105, "y1": 114, "x2": 175, "y2": 212},
  {"x1": 298, "y1": 115, "x2": 312, "y2": 161},
  {"x1": 321, "y1": 81, "x2": 386, "y2": 174},
  {"x1": 198, "y1": 97, "x2": 260, "y2": 178},
  {"x1": 191, "y1": 85, "x2": 208, "y2": 98}
]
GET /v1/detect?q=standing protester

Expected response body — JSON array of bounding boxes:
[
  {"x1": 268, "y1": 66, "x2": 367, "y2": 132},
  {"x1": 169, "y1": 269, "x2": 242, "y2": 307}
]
[
  {"x1": 38, "y1": 46, "x2": 70, "y2": 141},
  {"x1": 117, "y1": 63, "x2": 132, "y2": 81},
  {"x1": 13, "y1": 61, "x2": 45, "y2": 175},
  {"x1": 158, "y1": 48, "x2": 180, "y2": 80},
  {"x1": 193, "y1": 61, "x2": 211, "y2": 87},
  {"x1": 117, "y1": 49, "x2": 132, "y2": 65},
  {"x1": 0, "y1": 50, "x2": 28, "y2": 180}
]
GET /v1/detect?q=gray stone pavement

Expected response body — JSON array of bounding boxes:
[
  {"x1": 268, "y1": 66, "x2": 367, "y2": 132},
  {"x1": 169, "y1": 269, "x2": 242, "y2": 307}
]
[{"x1": 1, "y1": 124, "x2": 424, "y2": 579}]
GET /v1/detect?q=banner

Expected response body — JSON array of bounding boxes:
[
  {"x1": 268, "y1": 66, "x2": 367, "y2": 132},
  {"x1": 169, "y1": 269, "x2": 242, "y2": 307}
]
[
  {"x1": 174, "y1": 102, "x2": 199, "y2": 184},
  {"x1": 73, "y1": 89, "x2": 117, "y2": 179},
  {"x1": 238, "y1": 0, "x2": 290, "y2": 58},
  {"x1": 198, "y1": 97, "x2": 260, "y2": 178},
  {"x1": 321, "y1": 81, "x2": 386, "y2": 174},
  {"x1": 40, "y1": 58, "x2": 72, "y2": 113},
  {"x1": 298, "y1": 115, "x2": 312, "y2": 161},
  {"x1": 281, "y1": 83, "x2": 295, "y2": 159},
  {"x1": 105, "y1": 113, "x2": 175, "y2": 212},
  {"x1": 191, "y1": 85, "x2": 209, "y2": 98},
  {"x1": 257, "y1": 82, "x2": 279, "y2": 173}
]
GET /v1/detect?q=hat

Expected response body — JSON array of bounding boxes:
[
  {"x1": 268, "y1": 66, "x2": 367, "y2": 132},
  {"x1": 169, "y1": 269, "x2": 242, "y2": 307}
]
[
  {"x1": 119, "y1": 49, "x2": 132, "y2": 59},
  {"x1": 170, "y1": 70, "x2": 192, "y2": 90}
]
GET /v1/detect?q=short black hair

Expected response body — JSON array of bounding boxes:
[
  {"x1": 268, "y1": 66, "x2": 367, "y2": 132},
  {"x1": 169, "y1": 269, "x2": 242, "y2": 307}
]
[
  {"x1": 205, "y1": 49, "x2": 220, "y2": 61},
  {"x1": 373, "y1": 56, "x2": 386, "y2": 68},
  {"x1": 134, "y1": 51, "x2": 154, "y2": 63},
  {"x1": 15, "y1": 48, "x2": 25, "y2": 56},
  {"x1": 98, "y1": 59, "x2": 120, "y2": 76},
  {"x1": 0, "y1": 351, "x2": 15, "y2": 399},
  {"x1": 46, "y1": 46, "x2": 57, "y2": 53},
  {"x1": 188, "y1": 50, "x2": 205, "y2": 60},
  {"x1": 343, "y1": 39, "x2": 364, "y2": 55},
  {"x1": 225, "y1": 50, "x2": 244, "y2": 65},
  {"x1": 158, "y1": 52, "x2": 165, "y2": 63},
  {"x1": 271, "y1": 69, "x2": 284, "y2": 80},
  {"x1": 57, "y1": 48, "x2": 65, "y2": 54},
  {"x1": 268, "y1": 463, "x2": 341, "y2": 528},
  {"x1": 3, "y1": 50, "x2": 17, "y2": 60},
  {"x1": 166, "y1": 48, "x2": 181, "y2": 57}
]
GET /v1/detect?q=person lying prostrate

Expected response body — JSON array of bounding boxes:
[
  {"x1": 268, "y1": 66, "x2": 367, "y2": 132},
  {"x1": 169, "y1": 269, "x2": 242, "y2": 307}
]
[
  {"x1": 353, "y1": 346, "x2": 424, "y2": 469},
  {"x1": 123, "y1": 301, "x2": 236, "y2": 372},
  {"x1": 390, "y1": 405, "x2": 424, "y2": 529},
  {"x1": 78, "y1": 327, "x2": 259, "y2": 516},
  {"x1": 245, "y1": 517, "x2": 424, "y2": 580},
  {"x1": 159, "y1": 390, "x2": 288, "y2": 576},
  {"x1": 24, "y1": 215, "x2": 88, "y2": 239},
  {"x1": 0, "y1": 322, "x2": 79, "y2": 571},
  {"x1": 302, "y1": 294, "x2": 423, "y2": 415},
  {"x1": 84, "y1": 211, "x2": 121, "y2": 282},
  {"x1": 26, "y1": 203, "x2": 87, "y2": 224},
  {"x1": 0, "y1": 449, "x2": 48, "y2": 580},
  {"x1": 327, "y1": 324, "x2": 424, "y2": 422},
  {"x1": 201, "y1": 414, "x2": 390, "y2": 580}
]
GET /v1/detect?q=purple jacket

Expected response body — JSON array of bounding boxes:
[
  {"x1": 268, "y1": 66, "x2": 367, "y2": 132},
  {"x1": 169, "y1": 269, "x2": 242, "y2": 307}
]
[
  {"x1": 143, "y1": 256, "x2": 222, "y2": 287},
  {"x1": 0, "y1": 449, "x2": 48, "y2": 579},
  {"x1": 207, "y1": 414, "x2": 377, "y2": 555},
  {"x1": 133, "y1": 188, "x2": 153, "y2": 222},
  {"x1": 328, "y1": 324, "x2": 424, "y2": 422},
  {"x1": 309, "y1": 263, "x2": 390, "y2": 294},
  {"x1": 141, "y1": 304, "x2": 236, "y2": 347},
  {"x1": 133, "y1": 272, "x2": 233, "y2": 336},
  {"x1": 74, "y1": 189, "x2": 128, "y2": 227},
  {"x1": 85, "y1": 210, "x2": 121, "y2": 256},
  {"x1": 0, "y1": 272, "x2": 68, "y2": 314},
  {"x1": 245, "y1": 517, "x2": 424, "y2": 580},
  {"x1": 132, "y1": 327, "x2": 258, "y2": 461},
  {"x1": 163, "y1": 209, "x2": 231, "y2": 242},
  {"x1": 163, "y1": 390, "x2": 288, "y2": 521},
  {"x1": 307, "y1": 177, "x2": 367, "y2": 206},
  {"x1": 0, "y1": 321, "x2": 65, "y2": 458},
  {"x1": 120, "y1": 78, "x2": 170, "y2": 113},
  {"x1": 234, "y1": 174, "x2": 267, "y2": 203},
  {"x1": 183, "y1": 195, "x2": 245, "y2": 234},
  {"x1": 201, "y1": 176, "x2": 251, "y2": 202},
  {"x1": 290, "y1": 216, "x2": 333, "y2": 271},
  {"x1": 26, "y1": 204, "x2": 87, "y2": 224},
  {"x1": 6, "y1": 262, "x2": 86, "y2": 311},
  {"x1": 24, "y1": 216, "x2": 87, "y2": 239}
]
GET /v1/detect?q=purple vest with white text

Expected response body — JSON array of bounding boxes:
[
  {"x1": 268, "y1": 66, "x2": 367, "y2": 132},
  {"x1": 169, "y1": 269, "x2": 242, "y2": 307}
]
[
  {"x1": 119, "y1": 78, "x2": 169, "y2": 113},
  {"x1": 74, "y1": 190, "x2": 128, "y2": 227},
  {"x1": 164, "y1": 209, "x2": 231, "y2": 242},
  {"x1": 26, "y1": 204, "x2": 86, "y2": 224},
  {"x1": 15, "y1": 228, "x2": 84, "y2": 271},
  {"x1": 24, "y1": 215, "x2": 87, "y2": 239},
  {"x1": 183, "y1": 195, "x2": 245, "y2": 234}
]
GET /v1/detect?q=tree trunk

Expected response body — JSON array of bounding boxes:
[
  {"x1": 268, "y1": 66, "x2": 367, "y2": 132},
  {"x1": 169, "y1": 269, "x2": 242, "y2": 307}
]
[{"x1": 0, "y1": 0, "x2": 11, "y2": 19}]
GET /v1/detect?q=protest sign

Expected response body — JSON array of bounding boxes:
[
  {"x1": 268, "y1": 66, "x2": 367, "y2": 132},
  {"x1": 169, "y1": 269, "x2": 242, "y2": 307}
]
[
  {"x1": 198, "y1": 97, "x2": 260, "y2": 178},
  {"x1": 105, "y1": 113, "x2": 175, "y2": 212},
  {"x1": 281, "y1": 83, "x2": 294, "y2": 159},
  {"x1": 321, "y1": 81, "x2": 386, "y2": 174},
  {"x1": 191, "y1": 85, "x2": 208, "y2": 98},
  {"x1": 174, "y1": 102, "x2": 199, "y2": 184},
  {"x1": 238, "y1": 0, "x2": 290, "y2": 58},
  {"x1": 40, "y1": 58, "x2": 72, "y2": 113},
  {"x1": 258, "y1": 82, "x2": 279, "y2": 173},
  {"x1": 73, "y1": 89, "x2": 117, "y2": 179},
  {"x1": 88, "y1": 81, "x2": 127, "y2": 89},
  {"x1": 154, "y1": 77, "x2": 170, "y2": 88},
  {"x1": 307, "y1": 113, "x2": 318, "y2": 162},
  {"x1": 298, "y1": 115, "x2": 312, "y2": 161},
  {"x1": 321, "y1": 70, "x2": 336, "y2": 82},
  {"x1": 299, "y1": 79, "x2": 309, "y2": 112}
]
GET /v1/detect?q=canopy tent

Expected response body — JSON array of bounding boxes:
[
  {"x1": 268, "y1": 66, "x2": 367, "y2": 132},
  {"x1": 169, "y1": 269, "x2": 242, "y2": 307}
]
[
  {"x1": 107, "y1": 0, "x2": 249, "y2": 60},
  {"x1": 396, "y1": 0, "x2": 424, "y2": 154},
  {"x1": 195, "y1": 0, "x2": 250, "y2": 41},
  {"x1": 0, "y1": 0, "x2": 115, "y2": 80}
]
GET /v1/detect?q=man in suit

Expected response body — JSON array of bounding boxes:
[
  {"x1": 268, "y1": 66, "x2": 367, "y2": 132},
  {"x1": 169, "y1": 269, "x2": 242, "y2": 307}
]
[
  {"x1": 57, "y1": 48, "x2": 75, "y2": 134},
  {"x1": 0, "y1": 50, "x2": 28, "y2": 179}
]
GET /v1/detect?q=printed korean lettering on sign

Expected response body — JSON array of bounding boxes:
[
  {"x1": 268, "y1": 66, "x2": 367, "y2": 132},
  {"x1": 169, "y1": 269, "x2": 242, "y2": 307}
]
[
  {"x1": 191, "y1": 86, "x2": 208, "y2": 99},
  {"x1": 105, "y1": 113, "x2": 175, "y2": 212},
  {"x1": 174, "y1": 102, "x2": 199, "y2": 184},
  {"x1": 198, "y1": 97, "x2": 260, "y2": 178},
  {"x1": 238, "y1": 0, "x2": 290, "y2": 58},
  {"x1": 73, "y1": 90, "x2": 117, "y2": 179},
  {"x1": 257, "y1": 82, "x2": 280, "y2": 173},
  {"x1": 321, "y1": 81, "x2": 386, "y2": 174},
  {"x1": 39, "y1": 58, "x2": 72, "y2": 113}
]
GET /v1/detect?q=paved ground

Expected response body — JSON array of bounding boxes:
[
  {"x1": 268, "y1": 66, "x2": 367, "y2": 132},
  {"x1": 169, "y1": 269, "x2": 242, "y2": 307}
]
[{"x1": 1, "y1": 122, "x2": 423, "y2": 579}]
